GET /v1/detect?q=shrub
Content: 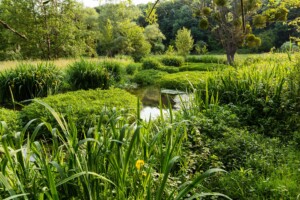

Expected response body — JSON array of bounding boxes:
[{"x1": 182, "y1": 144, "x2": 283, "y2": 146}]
[
  {"x1": 175, "y1": 27, "x2": 194, "y2": 57},
  {"x1": 101, "y1": 61, "x2": 123, "y2": 82},
  {"x1": 280, "y1": 41, "x2": 299, "y2": 52},
  {"x1": 0, "y1": 108, "x2": 20, "y2": 133},
  {"x1": 160, "y1": 56, "x2": 184, "y2": 67},
  {"x1": 126, "y1": 63, "x2": 141, "y2": 75},
  {"x1": 159, "y1": 71, "x2": 209, "y2": 90},
  {"x1": 141, "y1": 58, "x2": 162, "y2": 70},
  {"x1": 66, "y1": 60, "x2": 109, "y2": 91},
  {"x1": 20, "y1": 88, "x2": 138, "y2": 137},
  {"x1": 133, "y1": 70, "x2": 167, "y2": 86},
  {"x1": 0, "y1": 63, "x2": 63, "y2": 104},
  {"x1": 160, "y1": 66, "x2": 180, "y2": 73}
]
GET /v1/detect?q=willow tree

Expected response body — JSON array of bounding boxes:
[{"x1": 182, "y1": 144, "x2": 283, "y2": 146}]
[{"x1": 195, "y1": 0, "x2": 289, "y2": 64}]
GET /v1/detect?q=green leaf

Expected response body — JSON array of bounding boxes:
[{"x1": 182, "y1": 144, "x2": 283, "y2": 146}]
[{"x1": 175, "y1": 168, "x2": 226, "y2": 200}]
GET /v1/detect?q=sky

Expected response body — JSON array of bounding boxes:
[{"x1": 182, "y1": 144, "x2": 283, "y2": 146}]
[{"x1": 80, "y1": 0, "x2": 155, "y2": 7}]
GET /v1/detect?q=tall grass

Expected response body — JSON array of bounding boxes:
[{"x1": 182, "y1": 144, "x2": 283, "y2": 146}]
[
  {"x1": 200, "y1": 56, "x2": 300, "y2": 137},
  {"x1": 0, "y1": 63, "x2": 63, "y2": 104},
  {"x1": 0, "y1": 99, "x2": 228, "y2": 199}
]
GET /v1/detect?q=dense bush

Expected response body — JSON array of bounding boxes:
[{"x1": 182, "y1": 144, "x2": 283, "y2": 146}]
[
  {"x1": 141, "y1": 58, "x2": 163, "y2": 70},
  {"x1": 203, "y1": 61, "x2": 300, "y2": 137},
  {"x1": 20, "y1": 88, "x2": 138, "y2": 136},
  {"x1": 159, "y1": 71, "x2": 209, "y2": 90},
  {"x1": 179, "y1": 63, "x2": 230, "y2": 72},
  {"x1": 160, "y1": 66, "x2": 180, "y2": 73},
  {"x1": 133, "y1": 70, "x2": 167, "y2": 86},
  {"x1": 66, "y1": 60, "x2": 109, "y2": 91},
  {"x1": 280, "y1": 41, "x2": 299, "y2": 52},
  {"x1": 0, "y1": 63, "x2": 63, "y2": 104},
  {"x1": 101, "y1": 61, "x2": 124, "y2": 82},
  {"x1": 160, "y1": 56, "x2": 184, "y2": 67},
  {"x1": 186, "y1": 55, "x2": 227, "y2": 64},
  {"x1": 0, "y1": 108, "x2": 20, "y2": 133},
  {"x1": 126, "y1": 63, "x2": 141, "y2": 75}
]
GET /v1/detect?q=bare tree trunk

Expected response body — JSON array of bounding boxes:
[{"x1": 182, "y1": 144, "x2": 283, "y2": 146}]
[{"x1": 225, "y1": 46, "x2": 236, "y2": 65}]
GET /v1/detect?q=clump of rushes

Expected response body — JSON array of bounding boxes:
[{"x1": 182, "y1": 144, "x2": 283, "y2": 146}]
[
  {"x1": 142, "y1": 57, "x2": 163, "y2": 70},
  {"x1": 160, "y1": 56, "x2": 185, "y2": 67},
  {"x1": 66, "y1": 59, "x2": 109, "y2": 90},
  {"x1": 0, "y1": 62, "x2": 63, "y2": 104}
]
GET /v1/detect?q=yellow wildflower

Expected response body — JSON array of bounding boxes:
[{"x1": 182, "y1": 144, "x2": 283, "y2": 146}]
[{"x1": 135, "y1": 160, "x2": 145, "y2": 170}]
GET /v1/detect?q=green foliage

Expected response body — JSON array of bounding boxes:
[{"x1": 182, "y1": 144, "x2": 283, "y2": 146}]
[
  {"x1": 97, "y1": 4, "x2": 150, "y2": 61},
  {"x1": 160, "y1": 66, "x2": 180, "y2": 73},
  {"x1": 160, "y1": 56, "x2": 185, "y2": 67},
  {"x1": 20, "y1": 88, "x2": 137, "y2": 136},
  {"x1": 245, "y1": 34, "x2": 262, "y2": 48},
  {"x1": 199, "y1": 19, "x2": 209, "y2": 30},
  {"x1": 194, "y1": 41, "x2": 209, "y2": 55},
  {"x1": 179, "y1": 63, "x2": 230, "y2": 72},
  {"x1": 0, "y1": 0, "x2": 95, "y2": 59},
  {"x1": 125, "y1": 24, "x2": 151, "y2": 61},
  {"x1": 66, "y1": 60, "x2": 109, "y2": 91},
  {"x1": 0, "y1": 98, "x2": 227, "y2": 199},
  {"x1": 204, "y1": 60, "x2": 300, "y2": 137},
  {"x1": 101, "y1": 61, "x2": 124, "y2": 82},
  {"x1": 214, "y1": 0, "x2": 227, "y2": 7},
  {"x1": 165, "y1": 45, "x2": 176, "y2": 55},
  {"x1": 280, "y1": 41, "x2": 300, "y2": 52},
  {"x1": 126, "y1": 63, "x2": 141, "y2": 75},
  {"x1": 0, "y1": 108, "x2": 20, "y2": 133},
  {"x1": 133, "y1": 69, "x2": 167, "y2": 86},
  {"x1": 265, "y1": 7, "x2": 289, "y2": 22},
  {"x1": 186, "y1": 55, "x2": 227, "y2": 64},
  {"x1": 175, "y1": 28, "x2": 194, "y2": 57},
  {"x1": 142, "y1": 58, "x2": 163, "y2": 70},
  {"x1": 253, "y1": 15, "x2": 267, "y2": 28},
  {"x1": 257, "y1": 30, "x2": 277, "y2": 52},
  {"x1": 159, "y1": 71, "x2": 210, "y2": 90},
  {"x1": 0, "y1": 63, "x2": 63, "y2": 104},
  {"x1": 144, "y1": 24, "x2": 166, "y2": 54},
  {"x1": 202, "y1": 7, "x2": 212, "y2": 16}
]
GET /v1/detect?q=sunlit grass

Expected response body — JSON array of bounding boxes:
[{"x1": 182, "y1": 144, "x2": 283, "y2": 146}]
[{"x1": 0, "y1": 56, "x2": 134, "y2": 72}]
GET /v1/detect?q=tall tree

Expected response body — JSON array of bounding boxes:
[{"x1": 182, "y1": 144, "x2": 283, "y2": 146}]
[
  {"x1": 175, "y1": 27, "x2": 194, "y2": 57},
  {"x1": 0, "y1": 0, "x2": 93, "y2": 59},
  {"x1": 96, "y1": 2, "x2": 150, "y2": 60},
  {"x1": 196, "y1": 0, "x2": 289, "y2": 64}
]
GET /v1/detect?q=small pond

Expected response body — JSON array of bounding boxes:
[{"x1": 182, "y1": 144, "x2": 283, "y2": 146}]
[{"x1": 127, "y1": 86, "x2": 190, "y2": 121}]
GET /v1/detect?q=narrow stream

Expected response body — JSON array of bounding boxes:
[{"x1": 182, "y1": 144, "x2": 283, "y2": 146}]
[{"x1": 127, "y1": 86, "x2": 189, "y2": 121}]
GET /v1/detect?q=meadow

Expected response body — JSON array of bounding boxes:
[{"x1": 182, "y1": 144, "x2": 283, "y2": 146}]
[{"x1": 0, "y1": 53, "x2": 299, "y2": 199}]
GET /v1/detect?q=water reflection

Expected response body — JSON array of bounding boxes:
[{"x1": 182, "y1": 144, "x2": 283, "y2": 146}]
[{"x1": 127, "y1": 86, "x2": 189, "y2": 121}]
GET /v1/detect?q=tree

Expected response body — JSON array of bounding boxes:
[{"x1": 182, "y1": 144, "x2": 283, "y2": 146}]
[
  {"x1": 175, "y1": 27, "x2": 194, "y2": 57},
  {"x1": 144, "y1": 23, "x2": 166, "y2": 53},
  {"x1": 155, "y1": 0, "x2": 205, "y2": 48},
  {"x1": 195, "y1": 0, "x2": 289, "y2": 64},
  {"x1": 96, "y1": 2, "x2": 151, "y2": 60},
  {"x1": 0, "y1": 0, "x2": 94, "y2": 59}
]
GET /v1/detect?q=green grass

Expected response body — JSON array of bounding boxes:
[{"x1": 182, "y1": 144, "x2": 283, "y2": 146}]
[{"x1": 179, "y1": 63, "x2": 230, "y2": 72}]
